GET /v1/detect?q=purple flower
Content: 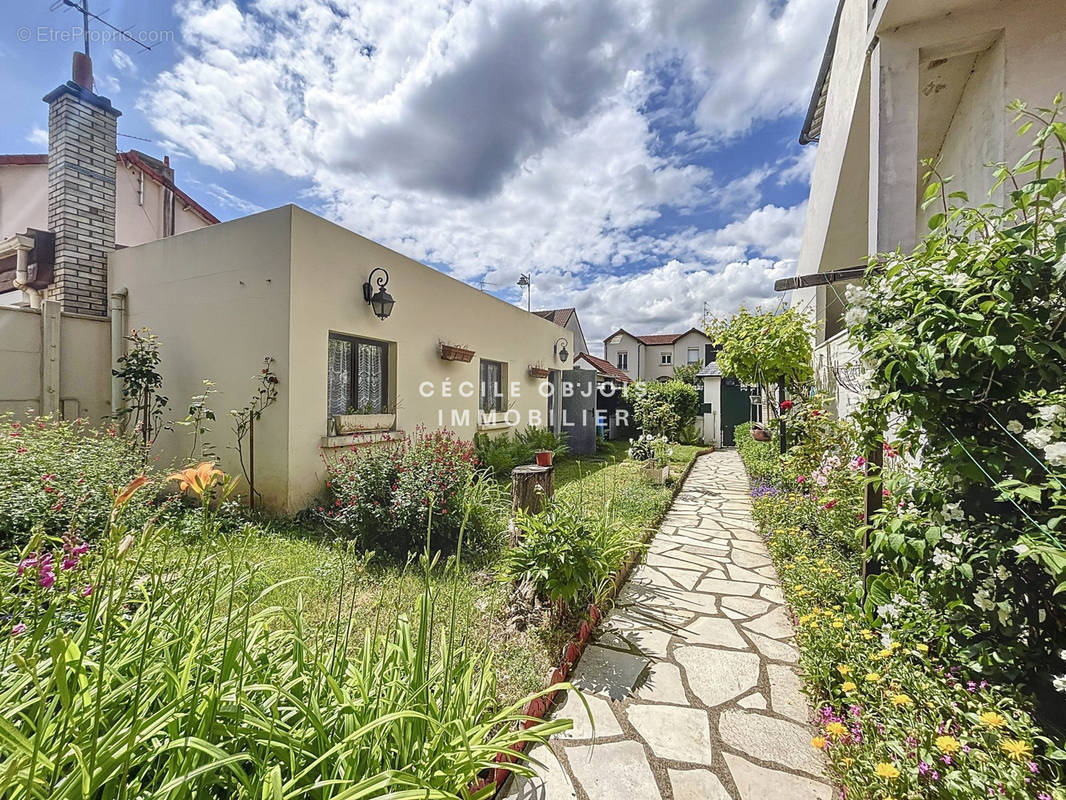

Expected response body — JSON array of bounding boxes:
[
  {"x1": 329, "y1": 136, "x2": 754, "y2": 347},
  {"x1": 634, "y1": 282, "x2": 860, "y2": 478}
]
[
  {"x1": 39, "y1": 570, "x2": 55, "y2": 589},
  {"x1": 918, "y1": 761, "x2": 931, "y2": 777},
  {"x1": 61, "y1": 556, "x2": 79, "y2": 571},
  {"x1": 80, "y1": 584, "x2": 93, "y2": 598},
  {"x1": 1027, "y1": 761, "x2": 1039, "y2": 774},
  {"x1": 941, "y1": 754, "x2": 953, "y2": 766},
  {"x1": 11, "y1": 623, "x2": 27, "y2": 636}
]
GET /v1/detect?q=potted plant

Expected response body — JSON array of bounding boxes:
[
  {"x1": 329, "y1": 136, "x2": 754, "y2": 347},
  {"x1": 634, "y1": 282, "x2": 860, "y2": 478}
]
[
  {"x1": 751, "y1": 423, "x2": 771, "y2": 442},
  {"x1": 628, "y1": 434, "x2": 671, "y2": 484},
  {"x1": 440, "y1": 341, "x2": 475, "y2": 362},
  {"x1": 333, "y1": 402, "x2": 396, "y2": 435},
  {"x1": 528, "y1": 363, "x2": 550, "y2": 379},
  {"x1": 534, "y1": 449, "x2": 553, "y2": 466}
]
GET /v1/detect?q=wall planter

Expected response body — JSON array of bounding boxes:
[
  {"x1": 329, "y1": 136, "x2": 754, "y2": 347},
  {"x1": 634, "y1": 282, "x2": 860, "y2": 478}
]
[
  {"x1": 534, "y1": 449, "x2": 553, "y2": 467},
  {"x1": 333, "y1": 413, "x2": 395, "y2": 434},
  {"x1": 528, "y1": 365, "x2": 550, "y2": 379},
  {"x1": 440, "y1": 342, "x2": 475, "y2": 362},
  {"x1": 751, "y1": 424, "x2": 772, "y2": 442}
]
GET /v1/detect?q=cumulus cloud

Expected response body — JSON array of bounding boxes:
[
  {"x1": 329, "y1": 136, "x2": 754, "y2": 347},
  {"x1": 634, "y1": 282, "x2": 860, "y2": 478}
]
[
  {"x1": 111, "y1": 49, "x2": 137, "y2": 74},
  {"x1": 139, "y1": 0, "x2": 831, "y2": 341},
  {"x1": 26, "y1": 127, "x2": 48, "y2": 147}
]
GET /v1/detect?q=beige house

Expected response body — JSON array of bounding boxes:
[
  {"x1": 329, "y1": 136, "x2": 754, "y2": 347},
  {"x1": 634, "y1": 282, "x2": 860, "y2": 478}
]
[
  {"x1": 111, "y1": 205, "x2": 573, "y2": 512},
  {"x1": 789, "y1": 0, "x2": 1066, "y2": 411},
  {"x1": 603, "y1": 328, "x2": 714, "y2": 383},
  {"x1": 532, "y1": 307, "x2": 589, "y2": 357}
]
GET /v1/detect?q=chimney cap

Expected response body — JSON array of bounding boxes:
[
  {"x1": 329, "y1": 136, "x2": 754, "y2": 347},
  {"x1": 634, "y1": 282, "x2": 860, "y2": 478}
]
[{"x1": 72, "y1": 51, "x2": 93, "y2": 91}]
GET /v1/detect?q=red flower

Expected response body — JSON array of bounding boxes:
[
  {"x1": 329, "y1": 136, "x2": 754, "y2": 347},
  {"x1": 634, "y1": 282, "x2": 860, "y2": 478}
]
[{"x1": 780, "y1": 400, "x2": 793, "y2": 411}]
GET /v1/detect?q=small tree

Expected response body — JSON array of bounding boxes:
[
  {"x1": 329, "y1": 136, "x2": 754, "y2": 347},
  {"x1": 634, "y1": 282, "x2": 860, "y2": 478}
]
[
  {"x1": 624, "y1": 380, "x2": 700, "y2": 440},
  {"x1": 673, "y1": 362, "x2": 703, "y2": 386},
  {"x1": 230, "y1": 358, "x2": 280, "y2": 509},
  {"x1": 706, "y1": 306, "x2": 813, "y2": 416}
]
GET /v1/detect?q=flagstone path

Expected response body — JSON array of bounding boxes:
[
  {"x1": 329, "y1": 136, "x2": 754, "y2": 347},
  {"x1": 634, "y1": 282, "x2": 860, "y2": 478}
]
[{"x1": 504, "y1": 450, "x2": 832, "y2": 800}]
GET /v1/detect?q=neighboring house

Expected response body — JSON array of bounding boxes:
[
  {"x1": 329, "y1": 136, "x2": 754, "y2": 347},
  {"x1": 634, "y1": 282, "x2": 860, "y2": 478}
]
[
  {"x1": 0, "y1": 53, "x2": 580, "y2": 512},
  {"x1": 787, "y1": 0, "x2": 1066, "y2": 412},
  {"x1": 532, "y1": 307, "x2": 588, "y2": 357},
  {"x1": 697, "y1": 362, "x2": 762, "y2": 448},
  {"x1": 0, "y1": 74, "x2": 217, "y2": 313},
  {"x1": 603, "y1": 327, "x2": 714, "y2": 382}
]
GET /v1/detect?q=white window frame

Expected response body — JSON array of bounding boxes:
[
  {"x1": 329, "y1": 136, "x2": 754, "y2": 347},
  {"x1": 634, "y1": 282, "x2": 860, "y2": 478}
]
[
  {"x1": 687, "y1": 347, "x2": 699, "y2": 364},
  {"x1": 617, "y1": 351, "x2": 629, "y2": 370},
  {"x1": 660, "y1": 351, "x2": 672, "y2": 365}
]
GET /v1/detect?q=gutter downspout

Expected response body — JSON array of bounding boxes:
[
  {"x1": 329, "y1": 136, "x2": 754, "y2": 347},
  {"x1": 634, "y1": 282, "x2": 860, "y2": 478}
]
[
  {"x1": 110, "y1": 288, "x2": 128, "y2": 417},
  {"x1": 13, "y1": 246, "x2": 43, "y2": 309}
]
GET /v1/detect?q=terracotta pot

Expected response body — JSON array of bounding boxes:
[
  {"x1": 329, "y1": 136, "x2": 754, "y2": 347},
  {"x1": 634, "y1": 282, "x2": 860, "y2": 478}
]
[
  {"x1": 535, "y1": 450, "x2": 553, "y2": 467},
  {"x1": 333, "y1": 413, "x2": 395, "y2": 434},
  {"x1": 751, "y1": 425, "x2": 771, "y2": 442},
  {"x1": 528, "y1": 366, "x2": 550, "y2": 379}
]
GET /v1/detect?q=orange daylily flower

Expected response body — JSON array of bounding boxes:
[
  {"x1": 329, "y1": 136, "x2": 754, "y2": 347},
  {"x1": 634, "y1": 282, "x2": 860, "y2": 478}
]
[
  {"x1": 168, "y1": 462, "x2": 225, "y2": 497},
  {"x1": 113, "y1": 475, "x2": 149, "y2": 509}
]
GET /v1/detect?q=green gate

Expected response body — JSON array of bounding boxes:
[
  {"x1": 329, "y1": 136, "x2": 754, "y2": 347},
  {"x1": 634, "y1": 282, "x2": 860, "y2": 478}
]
[{"x1": 720, "y1": 378, "x2": 752, "y2": 447}]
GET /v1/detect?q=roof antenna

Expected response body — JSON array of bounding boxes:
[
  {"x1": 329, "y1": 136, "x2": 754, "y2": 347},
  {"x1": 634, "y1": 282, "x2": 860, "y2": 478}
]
[{"x1": 60, "y1": 0, "x2": 153, "y2": 54}]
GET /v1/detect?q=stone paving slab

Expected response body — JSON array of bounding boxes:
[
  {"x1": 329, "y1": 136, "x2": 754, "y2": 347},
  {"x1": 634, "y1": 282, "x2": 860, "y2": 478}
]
[{"x1": 504, "y1": 450, "x2": 830, "y2": 800}]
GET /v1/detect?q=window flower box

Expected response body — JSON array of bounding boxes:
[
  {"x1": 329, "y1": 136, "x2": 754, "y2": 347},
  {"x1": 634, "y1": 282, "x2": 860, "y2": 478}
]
[
  {"x1": 528, "y1": 365, "x2": 550, "y2": 379},
  {"x1": 644, "y1": 462, "x2": 670, "y2": 484},
  {"x1": 440, "y1": 342, "x2": 475, "y2": 362},
  {"x1": 333, "y1": 413, "x2": 395, "y2": 435}
]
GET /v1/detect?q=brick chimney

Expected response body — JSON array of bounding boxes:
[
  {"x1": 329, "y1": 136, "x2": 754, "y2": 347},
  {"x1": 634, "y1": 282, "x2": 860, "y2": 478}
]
[{"x1": 42, "y1": 52, "x2": 121, "y2": 316}]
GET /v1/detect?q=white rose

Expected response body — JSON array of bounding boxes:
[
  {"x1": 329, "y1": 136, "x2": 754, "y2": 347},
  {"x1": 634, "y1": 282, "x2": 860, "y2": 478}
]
[
  {"x1": 1044, "y1": 441, "x2": 1066, "y2": 467},
  {"x1": 1024, "y1": 427, "x2": 1055, "y2": 449},
  {"x1": 1006, "y1": 419, "x2": 1024, "y2": 434}
]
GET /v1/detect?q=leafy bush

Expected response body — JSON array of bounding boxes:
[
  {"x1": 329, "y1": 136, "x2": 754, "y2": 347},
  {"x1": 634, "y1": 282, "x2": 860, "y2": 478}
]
[
  {"x1": 1, "y1": 473, "x2": 564, "y2": 798},
  {"x1": 625, "y1": 380, "x2": 699, "y2": 440},
  {"x1": 473, "y1": 427, "x2": 568, "y2": 478},
  {"x1": 504, "y1": 499, "x2": 642, "y2": 616},
  {"x1": 0, "y1": 416, "x2": 155, "y2": 545},
  {"x1": 850, "y1": 100, "x2": 1066, "y2": 683},
  {"x1": 322, "y1": 427, "x2": 491, "y2": 553}
]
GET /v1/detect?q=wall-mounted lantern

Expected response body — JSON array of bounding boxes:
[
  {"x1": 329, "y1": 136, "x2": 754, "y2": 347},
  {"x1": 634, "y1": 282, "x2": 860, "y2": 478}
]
[
  {"x1": 363, "y1": 267, "x2": 395, "y2": 320},
  {"x1": 554, "y1": 337, "x2": 569, "y2": 363}
]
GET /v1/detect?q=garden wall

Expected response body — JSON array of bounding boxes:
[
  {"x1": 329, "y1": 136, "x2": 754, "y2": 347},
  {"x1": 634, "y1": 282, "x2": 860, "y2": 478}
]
[{"x1": 0, "y1": 302, "x2": 110, "y2": 422}]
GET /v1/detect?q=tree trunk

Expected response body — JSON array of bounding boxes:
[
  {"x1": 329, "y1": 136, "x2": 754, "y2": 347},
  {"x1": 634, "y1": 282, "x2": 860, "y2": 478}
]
[{"x1": 511, "y1": 465, "x2": 554, "y2": 517}]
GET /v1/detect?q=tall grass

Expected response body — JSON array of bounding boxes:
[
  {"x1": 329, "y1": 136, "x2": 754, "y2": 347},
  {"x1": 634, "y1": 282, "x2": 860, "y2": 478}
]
[{"x1": 0, "y1": 478, "x2": 567, "y2": 798}]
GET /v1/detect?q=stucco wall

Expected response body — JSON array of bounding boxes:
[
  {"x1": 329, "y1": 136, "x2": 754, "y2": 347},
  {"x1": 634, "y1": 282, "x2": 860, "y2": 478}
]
[
  {"x1": 110, "y1": 207, "x2": 293, "y2": 507},
  {"x1": 604, "y1": 332, "x2": 640, "y2": 381},
  {"x1": 0, "y1": 305, "x2": 109, "y2": 420},
  {"x1": 286, "y1": 206, "x2": 570, "y2": 511},
  {"x1": 0, "y1": 164, "x2": 47, "y2": 237}
]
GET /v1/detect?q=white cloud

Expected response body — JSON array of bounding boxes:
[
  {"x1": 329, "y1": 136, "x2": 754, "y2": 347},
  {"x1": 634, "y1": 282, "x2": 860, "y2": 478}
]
[
  {"x1": 138, "y1": 0, "x2": 831, "y2": 342},
  {"x1": 26, "y1": 127, "x2": 48, "y2": 147},
  {"x1": 111, "y1": 49, "x2": 137, "y2": 74}
]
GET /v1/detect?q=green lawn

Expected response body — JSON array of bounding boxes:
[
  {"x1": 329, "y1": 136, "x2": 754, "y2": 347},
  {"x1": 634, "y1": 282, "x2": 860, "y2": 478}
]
[{"x1": 148, "y1": 442, "x2": 703, "y2": 707}]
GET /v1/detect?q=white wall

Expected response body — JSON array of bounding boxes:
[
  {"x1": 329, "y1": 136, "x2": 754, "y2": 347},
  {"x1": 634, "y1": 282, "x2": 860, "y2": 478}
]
[
  {"x1": 0, "y1": 164, "x2": 47, "y2": 236},
  {"x1": 604, "y1": 332, "x2": 640, "y2": 382}
]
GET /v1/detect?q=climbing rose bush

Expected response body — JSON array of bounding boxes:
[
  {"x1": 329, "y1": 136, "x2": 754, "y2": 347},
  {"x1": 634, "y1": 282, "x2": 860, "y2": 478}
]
[{"x1": 849, "y1": 100, "x2": 1066, "y2": 683}]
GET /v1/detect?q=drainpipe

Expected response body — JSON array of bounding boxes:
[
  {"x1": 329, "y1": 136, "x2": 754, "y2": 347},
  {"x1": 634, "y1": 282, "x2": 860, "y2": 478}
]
[
  {"x1": 110, "y1": 288, "x2": 128, "y2": 417},
  {"x1": 13, "y1": 244, "x2": 43, "y2": 309}
]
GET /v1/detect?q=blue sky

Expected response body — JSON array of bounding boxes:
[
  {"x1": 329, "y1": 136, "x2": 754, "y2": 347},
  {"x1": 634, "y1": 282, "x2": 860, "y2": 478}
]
[{"x1": 0, "y1": 0, "x2": 835, "y2": 347}]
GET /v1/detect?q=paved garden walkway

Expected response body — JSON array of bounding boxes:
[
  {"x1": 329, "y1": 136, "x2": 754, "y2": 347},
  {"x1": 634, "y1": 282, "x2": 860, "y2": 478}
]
[{"x1": 505, "y1": 450, "x2": 832, "y2": 800}]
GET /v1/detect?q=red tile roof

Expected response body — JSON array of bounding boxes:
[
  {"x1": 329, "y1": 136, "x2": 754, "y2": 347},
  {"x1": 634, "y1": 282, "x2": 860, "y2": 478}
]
[
  {"x1": 0, "y1": 152, "x2": 219, "y2": 225},
  {"x1": 533, "y1": 307, "x2": 576, "y2": 327},
  {"x1": 603, "y1": 327, "x2": 706, "y2": 346},
  {"x1": 575, "y1": 352, "x2": 631, "y2": 383}
]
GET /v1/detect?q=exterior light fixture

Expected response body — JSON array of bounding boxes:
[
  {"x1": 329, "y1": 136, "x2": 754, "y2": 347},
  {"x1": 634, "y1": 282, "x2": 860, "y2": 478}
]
[
  {"x1": 363, "y1": 267, "x2": 395, "y2": 320},
  {"x1": 554, "y1": 337, "x2": 569, "y2": 363}
]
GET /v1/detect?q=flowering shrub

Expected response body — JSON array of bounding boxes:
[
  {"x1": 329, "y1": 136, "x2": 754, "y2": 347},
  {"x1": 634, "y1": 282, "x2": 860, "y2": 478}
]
[
  {"x1": 624, "y1": 379, "x2": 699, "y2": 440},
  {"x1": 0, "y1": 415, "x2": 154, "y2": 545},
  {"x1": 849, "y1": 101, "x2": 1066, "y2": 682},
  {"x1": 322, "y1": 427, "x2": 494, "y2": 553},
  {"x1": 627, "y1": 433, "x2": 672, "y2": 466}
]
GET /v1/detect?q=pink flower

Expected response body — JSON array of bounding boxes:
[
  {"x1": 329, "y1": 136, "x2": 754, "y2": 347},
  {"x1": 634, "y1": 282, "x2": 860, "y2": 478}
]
[
  {"x1": 80, "y1": 584, "x2": 93, "y2": 597},
  {"x1": 61, "y1": 556, "x2": 79, "y2": 571},
  {"x1": 11, "y1": 623, "x2": 27, "y2": 636},
  {"x1": 39, "y1": 571, "x2": 56, "y2": 589},
  {"x1": 823, "y1": 499, "x2": 837, "y2": 509},
  {"x1": 17, "y1": 554, "x2": 38, "y2": 576},
  {"x1": 796, "y1": 475, "x2": 806, "y2": 484}
]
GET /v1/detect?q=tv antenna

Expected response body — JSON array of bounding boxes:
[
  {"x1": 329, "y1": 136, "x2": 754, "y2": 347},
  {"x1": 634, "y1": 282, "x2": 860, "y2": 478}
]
[{"x1": 57, "y1": 0, "x2": 153, "y2": 56}]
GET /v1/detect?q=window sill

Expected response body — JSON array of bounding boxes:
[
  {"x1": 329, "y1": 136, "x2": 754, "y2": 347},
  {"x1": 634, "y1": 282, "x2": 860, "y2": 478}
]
[
  {"x1": 476, "y1": 420, "x2": 514, "y2": 432},
  {"x1": 320, "y1": 430, "x2": 403, "y2": 449}
]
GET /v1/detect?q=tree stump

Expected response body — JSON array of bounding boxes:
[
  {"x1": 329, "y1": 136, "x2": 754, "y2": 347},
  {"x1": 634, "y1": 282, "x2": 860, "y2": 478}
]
[{"x1": 511, "y1": 464, "x2": 554, "y2": 516}]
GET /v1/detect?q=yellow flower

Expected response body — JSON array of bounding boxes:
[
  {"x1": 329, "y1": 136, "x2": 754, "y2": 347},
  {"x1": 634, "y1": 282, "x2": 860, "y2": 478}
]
[
  {"x1": 832, "y1": 620, "x2": 845, "y2": 629},
  {"x1": 1001, "y1": 740, "x2": 1032, "y2": 762},
  {"x1": 936, "y1": 735, "x2": 961, "y2": 754},
  {"x1": 877, "y1": 649, "x2": 893, "y2": 658},
  {"x1": 978, "y1": 711, "x2": 1007, "y2": 729},
  {"x1": 890, "y1": 694, "x2": 913, "y2": 707},
  {"x1": 811, "y1": 736, "x2": 827, "y2": 750},
  {"x1": 842, "y1": 757, "x2": 854, "y2": 767},
  {"x1": 836, "y1": 664, "x2": 852, "y2": 676},
  {"x1": 168, "y1": 461, "x2": 225, "y2": 497},
  {"x1": 916, "y1": 643, "x2": 929, "y2": 653},
  {"x1": 841, "y1": 681, "x2": 857, "y2": 692},
  {"x1": 825, "y1": 721, "x2": 848, "y2": 739},
  {"x1": 861, "y1": 629, "x2": 875, "y2": 640},
  {"x1": 889, "y1": 642, "x2": 901, "y2": 650},
  {"x1": 873, "y1": 762, "x2": 900, "y2": 780},
  {"x1": 865, "y1": 672, "x2": 882, "y2": 683}
]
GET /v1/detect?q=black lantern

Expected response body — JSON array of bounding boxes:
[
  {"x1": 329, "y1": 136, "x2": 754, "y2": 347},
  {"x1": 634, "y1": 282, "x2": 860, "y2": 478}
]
[
  {"x1": 554, "y1": 337, "x2": 569, "y2": 363},
  {"x1": 362, "y1": 267, "x2": 395, "y2": 320}
]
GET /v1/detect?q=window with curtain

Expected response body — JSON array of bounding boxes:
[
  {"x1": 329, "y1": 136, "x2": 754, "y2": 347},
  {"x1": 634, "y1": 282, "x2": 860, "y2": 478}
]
[
  {"x1": 327, "y1": 334, "x2": 388, "y2": 417},
  {"x1": 479, "y1": 359, "x2": 504, "y2": 413}
]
